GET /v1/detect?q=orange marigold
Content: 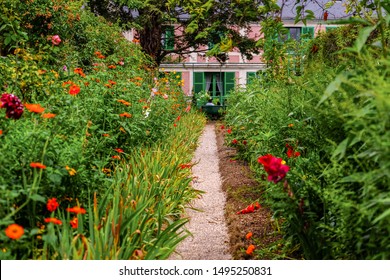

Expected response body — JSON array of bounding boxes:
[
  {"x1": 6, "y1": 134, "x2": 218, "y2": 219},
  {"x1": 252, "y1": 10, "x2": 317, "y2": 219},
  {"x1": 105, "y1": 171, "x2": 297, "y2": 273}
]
[
  {"x1": 66, "y1": 206, "x2": 86, "y2": 214},
  {"x1": 5, "y1": 224, "x2": 24, "y2": 240},
  {"x1": 44, "y1": 217, "x2": 62, "y2": 225},
  {"x1": 42, "y1": 113, "x2": 56, "y2": 119},
  {"x1": 25, "y1": 104, "x2": 45, "y2": 114},
  {"x1": 30, "y1": 162, "x2": 47, "y2": 169}
]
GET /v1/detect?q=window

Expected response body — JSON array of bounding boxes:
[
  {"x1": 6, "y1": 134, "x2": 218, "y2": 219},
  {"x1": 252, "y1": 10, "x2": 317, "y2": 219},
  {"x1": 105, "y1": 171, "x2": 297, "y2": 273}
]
[
  {"x1": 279, "y1": 26, "x2": 314, "y2": 42},
  {"x1": 246, "y1": 72, "x2": 257, "y2": 85},
  {"x1": 326, "y1": 26, "x2": 338, "y2": 32},
  {"x1": 162, "y1": 26, "x2": 174, "y2": 50},
  {"x1": 193, "y1": 72, "x2": 235, "y2": 105}
]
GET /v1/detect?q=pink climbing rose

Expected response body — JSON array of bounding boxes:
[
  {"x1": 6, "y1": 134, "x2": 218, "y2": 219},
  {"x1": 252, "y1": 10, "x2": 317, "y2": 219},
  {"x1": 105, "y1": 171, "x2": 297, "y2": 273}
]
[{"x1": 52, "y1": 35, "x2": 61, "y2": 45}]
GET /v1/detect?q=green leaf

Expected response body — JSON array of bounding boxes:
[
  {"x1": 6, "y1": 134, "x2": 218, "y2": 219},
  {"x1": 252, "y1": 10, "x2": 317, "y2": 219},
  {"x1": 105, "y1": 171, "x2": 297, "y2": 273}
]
[
  {"x1": 355, "y1": 25, "x2": 376, "y2": 53},
  {"x1": 30, "y1": 194, "x2": 46, "y2": 203},
  {"x1": 373, "y1": 209, "x2": 390, "y2": 224},
  {"x1": 318, "y1": 72, "x2": 348, "y2": 105}
]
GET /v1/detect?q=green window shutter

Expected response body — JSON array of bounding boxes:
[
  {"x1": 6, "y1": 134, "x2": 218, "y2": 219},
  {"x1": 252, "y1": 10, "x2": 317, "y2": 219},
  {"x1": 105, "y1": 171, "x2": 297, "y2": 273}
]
[
  {"x1": 224, "y1": 72, "x2": 235, "y2": 95},
  {"x1": 246, "y1": 72, "x2": 256, "y2": 85},
  {"x1": 301, "y1": 26, "x2": 314, "y2": 40},
  {"x1": 193, "y1": 72, "x2": 205, "y2": 94},
  {"x1": 164, "y1": 26, "x2": 174, "y2": 50}
]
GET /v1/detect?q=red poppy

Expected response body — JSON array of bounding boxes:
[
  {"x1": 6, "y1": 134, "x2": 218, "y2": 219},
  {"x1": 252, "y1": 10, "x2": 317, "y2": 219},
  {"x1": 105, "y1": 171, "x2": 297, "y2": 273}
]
[
  {"x1": 47, "y1": 198, "x2": 59, "y2": 212},
  {"x1": 44, "y1": 217, "x2": 62, "y2": 225},
  {"x1": 30, "y1": 162, "x2": 47, "y2": 169},
  {"x1": 66, "y1": 206, "x2": 86, "y2": 214},
  {"x1": 69, "y1": 85, "x2": 80, "y2": 95}
]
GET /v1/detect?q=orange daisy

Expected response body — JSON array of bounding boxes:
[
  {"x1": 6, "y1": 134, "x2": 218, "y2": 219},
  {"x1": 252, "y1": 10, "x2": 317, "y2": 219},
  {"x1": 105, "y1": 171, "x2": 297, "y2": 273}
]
[
  {"x1": 66, "y1": 206, "x2": 86, "y2": 214},
  {"x1": 42, "y1": 113, "x2": 56, "y2": 119},
  {"x1": 5, "y1": 224, "x2": 24, "y2": 240},
  {"x1": 119, "y1": 112, "x2": 132, "y2": 118},
  {"x1": 25, "y1": 104, "x2": 45, "y2": 114},
  {"x1": 44, "y1": 217, "x2": 62, "y2": 225}
]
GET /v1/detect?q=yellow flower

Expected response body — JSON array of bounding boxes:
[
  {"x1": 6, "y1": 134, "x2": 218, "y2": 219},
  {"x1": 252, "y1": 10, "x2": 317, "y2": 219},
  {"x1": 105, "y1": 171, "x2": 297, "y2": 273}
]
[{"x1": 281, "y1": 160, "x2": 286, "y2": 165}]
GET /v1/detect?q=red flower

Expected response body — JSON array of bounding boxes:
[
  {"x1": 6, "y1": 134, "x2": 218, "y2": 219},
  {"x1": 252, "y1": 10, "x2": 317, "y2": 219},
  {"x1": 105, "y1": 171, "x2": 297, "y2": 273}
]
[
  {"x1": 179, "y1": 163, "x2": 192, "y2": 169},
  {"x1": 44, "y1": 217, "x2": 62, "y2": 225},
  {"x1": 69, "y1": 85, "x2": 80, "y2": 95},
  {"x1": 176, "y1": 116, "x2": 181, "y2": 121},
  {"x1": 286, "y1": 144, "x2": 301, "y2": 158},
  {"x1": 111, "y1": 155, "x2": 121, "y2": 159},
  {"x1": 220, "y1": 125, "x2": 225, "y2": 130},
  {"x1": 0, "y1": 93, "x2": 24, "y2": 119},
  {"x1": 70, "y1": 217, "x2": 78, "y2": 229},
  {"x1": 232, "y1": 139, "x2": 238, "y2": 145},
  {"x1": 30, "y1": 162, "x2": 47, "y2": 169},
  {"x1": 237, "y1": 204, "x2": 255, "y2": 214},
  {"x1": 246, "y1": 232, "x2": 253, "y2": 240},
  {"x1": 257, "y1": 154, "x2": 289, "y2": 183},
  {"x1": 243, "y1": 140, "x2": 247, "y2": 145},
  {"x1": 47, "y1": 198, "x2": 59, "y2": 212},
  {"x1": 227, "y1": 128, "x2": 232, "y2": 134},
  {"x1": 66, "y1": 206, "x2": 86, "y2": 214},
  {"x1": 114, "y1": 148, "x2": 124, "y2": 153}
]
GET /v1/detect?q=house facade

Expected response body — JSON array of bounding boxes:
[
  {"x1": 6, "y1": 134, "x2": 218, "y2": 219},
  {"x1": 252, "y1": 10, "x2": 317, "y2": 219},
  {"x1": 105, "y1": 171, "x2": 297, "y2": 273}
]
[{"x1": 123, "y1": 1, "x2": 351, "y2": 103}]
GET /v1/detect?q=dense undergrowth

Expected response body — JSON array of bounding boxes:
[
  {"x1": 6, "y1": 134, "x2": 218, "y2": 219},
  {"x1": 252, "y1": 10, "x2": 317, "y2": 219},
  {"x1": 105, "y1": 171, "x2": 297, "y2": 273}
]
[
  {"x1": 224, "y1": 19, "x2": 390, "y2": 259},
  {"x1": 0, "y1": 0, "x2": 206, "y2": 259}
]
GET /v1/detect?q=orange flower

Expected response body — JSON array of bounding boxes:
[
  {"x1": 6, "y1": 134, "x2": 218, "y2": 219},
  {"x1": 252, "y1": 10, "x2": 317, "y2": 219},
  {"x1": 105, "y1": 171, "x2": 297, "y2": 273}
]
[
  {"x1": 114, "y1": 148, "x2": 124, "y2": 153},
  {"x1": 70, "y1": 217, "x2": 78, "y2": 229},
  {"x1": 5, "y1": 224, "x2": 24, "y2": 240},
  {"x1": 111, "y1": 155, "x2": 121, "y2": 160},
  {"x1": 108, "y1": 80, "x2": 116, "y2": 85},
  {"x1": 66, "y1": 206, "x2": 86, "y2": 214},
  {"x1": 117, "y1": 99, "x2": 131, "y2": 106},
  {"x1": 246, "y1": 232, "x2": 253, "y2": 240},
  {"x1": 65, "y1": 166, "x2": 77, "y2": 176},
  {"x1": 288, "y1": 123, "x2": 294, "y2": 127},
  {"x1": 108, "y1": 65, "x2": 116, "y2": 69},
  {"x1": 119, "y1": 112, "x2": 132, "y2": 118},
  {"x1": 102, "y1": 133, "x2": 110, "y2": 137},
  {"x1": 246, "y1": 244, "x2": 255, "y2": 255},
  {"x1": 73, "y1": 68, "x2": 86, "y2": 77},
  {"x1": 0, "y1": 130, "x2": 2, "y2": 135},
  {"x1": 25, "y1": 104, "x2": 45, "y2": 114},
  {"x1": 47, "y1": 198, "x2": 59, "y2": 212},
  {"x1": 42, "y1": 113, "x2": 56, "y2": 119},
  {"x1": 69, "y1": 85, "x2": 80, "y2": 95},
  {"x1": 30, "y1": 162, "x2": 46, "y2": 169},
  {"x1": 44, "y1": 217, "x2": 62, "y2": 225},
  {"x1": 62, "y1": 80, "x2": 73, "y2": 87}
]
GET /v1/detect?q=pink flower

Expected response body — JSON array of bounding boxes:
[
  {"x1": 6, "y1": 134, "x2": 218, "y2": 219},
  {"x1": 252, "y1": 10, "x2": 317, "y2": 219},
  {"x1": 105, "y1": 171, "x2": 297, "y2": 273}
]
[
  {"x1": 51, "y1": 35, "x2": 61, "y2": 45},
  {"x1": 258, "y1": 154, "x2": 289, "y2": 183},
  {"x1": 185, "y1": 105, "x2": 191, "y2": 112},
  {"x1": 163, "y1": 94, "x2": 168, "y2": 99}
]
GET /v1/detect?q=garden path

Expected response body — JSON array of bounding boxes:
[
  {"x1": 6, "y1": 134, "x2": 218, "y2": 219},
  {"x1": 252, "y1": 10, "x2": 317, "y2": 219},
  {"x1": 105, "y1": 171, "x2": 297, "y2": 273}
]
[{"x1": 169, "y1": 123, "x2": 232, "y2": 260}]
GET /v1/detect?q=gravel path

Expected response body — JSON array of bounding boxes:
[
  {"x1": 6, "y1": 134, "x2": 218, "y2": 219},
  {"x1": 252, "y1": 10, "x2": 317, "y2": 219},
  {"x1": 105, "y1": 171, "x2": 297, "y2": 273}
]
[{"x1": 169, "y1": 123, "x2": 232, "y2": 260}]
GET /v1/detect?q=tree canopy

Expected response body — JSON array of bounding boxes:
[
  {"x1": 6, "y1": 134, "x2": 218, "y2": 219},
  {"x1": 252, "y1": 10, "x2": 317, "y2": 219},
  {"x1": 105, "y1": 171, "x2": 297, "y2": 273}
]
[{"x1": 87, "y1": 0, "x2": 280, "y2": 65}]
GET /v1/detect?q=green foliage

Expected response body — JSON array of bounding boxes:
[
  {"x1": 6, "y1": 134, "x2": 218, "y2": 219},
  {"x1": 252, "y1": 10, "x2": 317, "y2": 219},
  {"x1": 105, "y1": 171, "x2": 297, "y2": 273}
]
[
  {"x1": 0, "y1": 0, "x2": 206, "y2": 259},
  {"x1": 224, "y1": 14, "x2": 390, "y2": 259}
]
